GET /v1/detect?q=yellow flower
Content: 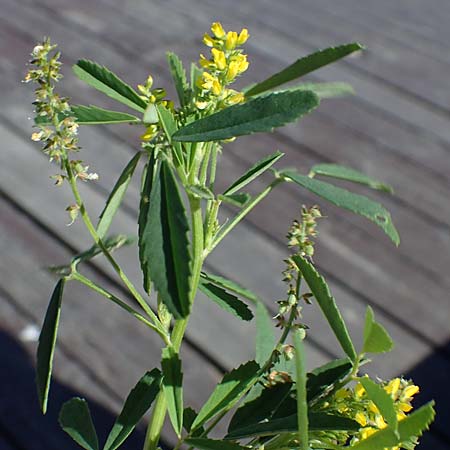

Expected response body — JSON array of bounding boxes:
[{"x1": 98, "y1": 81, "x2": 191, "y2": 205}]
[
  {"x1": 398, "y1": 402, "x2": 413, "y2": 412},
  {"x1": 226, "y1": 92, "x2": 245, "y2": 105},
  {"x1": 211, "y1": 22, "x2": 225, "y2": 38},
  {"x1": 375, "y1": 414, "x2": 387, "y2": 429},
  {"x1": 235, "y1": 53, "x2": 249, "y2": 73},
  {"x1": 237, "y1": 28, "x2": 249, "y2": 45},
  {"x1": 141, "y1": 125, "x2": 158, "y2": 141},
  {"x1": 355, "y1": 412, "x2": 367, "y2": 426},
  {"x1": 225, "y1": 31, "x2": 238, "y2": 50},
  {"x1": 355, "y1": 382, "x2": 365, "y2": 398},
  {"x1": 199, "y1": 54, "x2": 212, "y2": 68},
  {"x1": 385, "y1": 378, "x2": 401, "y2": 396},
  {"x1": 403, "y1": 384, "x2": 419, "y2": 398},
  {"x1": 203, "y1": 33, "x2": 215, "y2": 47},
  {"x1": 211, "y1": 48, "x2": 227, "y2": 70},
  {"x1": 368, "y1": 401, "x2": 379, "y2": 414},
  {"x1": 360, "y1": 427, "x2": 376, "y2": 440},
  {"x1": 200, "y1": 72, "x2": 222, "y2": 95}
]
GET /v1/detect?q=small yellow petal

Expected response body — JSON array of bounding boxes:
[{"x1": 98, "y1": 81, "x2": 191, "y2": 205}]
[
  {"x1": 403, "y1": 384, "x2": 419, "y2": 398},
  {"x1": 355, "y1": 382, "x2": 365, "y2": 398},
  {"x1": 355, "y1": 412, "x2": 367, "y2": 427},
  {"x1": 225, "y1": 31, "x2": 238, "y2": 50},
  {"x1": 399, "y1": 402, "x2": 413, "y2": 412},
  {"x1": 385, "y1": 378, "x2": 401, "y2": 396},
  {"x1": 237, "y1": 28, "x2": 249, "y2": 45},
  {"x1": 226, "y1": 61, "x2": 239, "y2": 82},
  {"x1": 211, "y1": 22, "x2": 225, "y2": 38},
  {"x1": 375, "y1": 414, "x2": 387, "y2": 429},
  {"x1": 212, "y1": 79, "x2": 222, "y2": 95},
  {"x1": 211, "y1": 48, "x2": 227, "y2": 70},
  {"x1": 203, "y1": 34, "x2": 215, "y2": 47}
]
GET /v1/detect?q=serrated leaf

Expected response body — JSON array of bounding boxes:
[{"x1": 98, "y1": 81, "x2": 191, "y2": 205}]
[
  {"x1": 282, "y1": 170, "x2": 399, "y2": 245},
  {"x1": 199, "y1": 272, "x2": 259, "y2": 304},
  {"x1": 167, "y1": 52, "x2": 189, "y2": 106},
  {"x1": 218, "y1": 193, "x2": 251, "y2": 207},
  {"x1": 156, "y1": 104, "x2": 184, "y2": 167},
  {"x1": 36, "y1": 279, "x2": 65, "y2": 414},
  {"x1": 293, "y1": 255, "x2": 357, "y2": 361},
  {"x1": 350, "y1": 402, "x2": 435, "y2": 450},
  {"x1": 255, "y1": 302, "x2": 275, "y2": 366},
  {"x1": 187, "y1": 184, "x2": 215, "y2": 200},
  {"x1": 73, "y1": 60, "x2": 147, "y2": 112},
  {"x1": 71, "y1": 105, "x2": 141, "y2": 125},
  {"x1": 138, "y1": 153, "x2": 159, "y2": 294},
  {"x1": 186, "y1": 438, "x2": 246, "y2": 450},
  {"x1": 224, "y1": 151, "x2": 284, "y2": 196},
  {"x1": 97, "y1": 152, "x2": 141, "y2": 239},
  {"x1": 199, "y1": 282, "x2": 253, "y2": 321},
  {"x1": 225, "y1": 412, "x2": 360, "y2": 439},
  {"x1": 59, "y1": 398, "x2": 99, "y2": 450},
  {"x1": 359, "y1": 377, "x2": 398, "y2": 433},
  {"x1": 139, "y1": 159, "x2": 192, "y2": 316},
  {"x1": 363, "y1": 306, "x2": 394, "y2": 354},
  {"x1": 162, "y1": 347, "x2": 183, "y2": 437},
  {"x1": 104, "y1": 369, "x2": 161, "y2": 450},
  {"x1": 310, "y1": 163, "x2": 393, "y2": 193},
  {"x1": 245, "y1": 43, "x2": 363, "y2": 97},
  {"x1": 172, "y1": 90, "x2": 319, "y2": 142},
  {"x1": 192, "y1": 361, "x2": 260, "y2": 430},
  {"x1": 307, "y1": 358, "x2": 352, "y2": 402},
  {"x1": 228, "y1": 382, "x2": 292, "y2": 433}
]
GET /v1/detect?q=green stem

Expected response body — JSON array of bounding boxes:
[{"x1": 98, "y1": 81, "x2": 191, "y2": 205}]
[
  {"x1": 294, "y1": 330, "x2": 309, "y2": 450},
  {"x1": 143, "y1": 392, "x2": 167, "y2": 450},
  {"x1": 71, "y1": 272, "x2": 168, "y2": 341},
  {"x1": 208, "y1": 179, "x2": 282, "y2": 255},
  {"x1": 63, "y1": 157, "x2": 166, "y2": 337}
]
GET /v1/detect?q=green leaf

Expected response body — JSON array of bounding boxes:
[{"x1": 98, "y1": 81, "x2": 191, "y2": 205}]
[
  {"x1": 218, "y1": 193, "x2": 251, "y2": 208},
  {"x1": 310, "y1": 163, "x2": 393, "y2": 193},
  {"x1": 36, "y1": 279, "x2": 65, "y2": 414},
  {"x1": 228, "y1": 382, "x2": 292, "y2": 433},
  {"x1": 226, "y1": 412, "x2": 360, "y2": 439},
  {"x1": 139, "y1": 159, "x2": 192, "y2": 316},
  {"x1": 73, "y1": 60, "x2": 147, "y2": 112},
  {"x1": 183, "y1": 407, "x2": 204, "y2": 436},
  {"x1": 187, "y1": 184, "x2": 215, "y2": 200},
  {"x1": 104, "y1": 369, "x2": 162, "y2": 450},
  {"x1": 359, "y1": 377, "x2": 398, "y2": 434},
  {"x1": 59, "y1": 398, "x2": 99, "y2": 450},
  {"x1": 186, "y1": 438, "x2": 246, "y2": 450},
  {"x1": 294, "y1": 330, "x2": 309, "y2": 450},
  {"x1": 71, "y1": 105, "x2": 141, "y2": 125},
  {"x1": 192, "y1": 361, "x2": 261, "y2": 431},
  {"x1": 307, "y1": 358, "x2": 352, "y2": 402},
  {"x1": 245, "y1": 43, "x2": 363, "y2": 97},
  {"x1": 190, "y1": 63, "x2": 203, "y2": 98},
  {"x1": 167, "y1": 52, "x2": 189, "y2": 106},
  {"x1": 97, "y1": 152, "x2": 141, "y2": 239},
  {"x1": 156, "y1": 104, "x2": 184, "y2": 167},
  {"x1": 199, "y1": 272, "x2": 260, "y2": 304},
  {"x1": 199, "y1": 281, "x2": 253, "y2": 321},
  {"x1": 224, "y1": 151, "x2": 284, "y2": 195},
  {"x1": 350, "y1": 402, "x2": 435, "y2": 450},
  {"x1": 286, "y1": 82, "x2": 355, "y2": 99},
  {"x1": 282, "y1": 170, "x2": 399, "y2": 245},
  {"x1": 162, "y1": 347, "x2": 183, "y2": 437},
  {"x1": 363, "y1": 306, "x2": 394, "y2": 354},
  {"x1": 293, "y1": 255, "x2": 357, "y2": 361},
  {"x1": 172, "y1": 90, "x2": 319, "y2": 142},
  {"x1": 138, "y1": 153, "x2": 159, "y2": 294},
  {"x1": 255, "y1": 302, "x2": 275, "y2": 366}
]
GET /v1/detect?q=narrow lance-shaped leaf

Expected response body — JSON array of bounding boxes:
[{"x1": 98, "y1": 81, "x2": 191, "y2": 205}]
[
  {"x1": 219, "y1": 193, "x2": 251, "y2": 208},
  {"x1": 293, "y1": 255, "x2": 357, "y2": 361},
  {"x1": 185, "y1": 438, "x2": 246, "y2": 450},
  {"x1": 70, "y1": 105, "x2": 141, "y2": 125},
  {"x1": 310, "y1": 163, "x2": 393, "y2": 193},
  {"x1": 97, "y1": 152, "x2": 142, "y2": 239},
  {"x1": 359, "y1": 377, "x2": 398, "y2": 434},
  {"x1": 199, "y1": 281, "x2": 253, "y2": 321},
  {"x1": 255, "y1": 302, "x2": 275, "y2": 366},
  {"x1": 162, "y1": 347, "x2": 184, "y2": 437},
  {"x1": 36, "y1": 278, "x2": 65, "y2": 414},
  {"x1": 167, "y1": 52, "x2": 189, "y2": 106},
  {"x1": 245, "y1": 43, "x2": 363, "y2": 97},
  {"x1": 139, "y1": 159, "x2": 192, "y2": 317},
  {"x1": 172, "y1": 90, "x2": 319, "y2": 142},
  {"x1": 350, "y1": 402, "x2": 435, "y2": 450},
  {"x1": 283, "y1": 82, "x2": 355, "y2": 99},
  {"x1": 224, "y1": 151, "x2": 284, "y2": 195},
  {"x1": 282, "y1": 170, "x2": 400, "y2": 245},
  {"x1": 103, "y1": 369, "x2": 162, "y2": 450},
  {"x1": 192, "y1": 361, "x2": 260, "y2": 431},
  {"x1": 156, "y1": 104, "x2": 184, "y2": 167},
  {"x1": 294, "y1": 330, "x2": 309, "y2": 450},
  {"x1": 363, "y1": 306, "x2": 394, "y2": 354},
  {"x1": 225, "y1": 412, "x2": 360, "y2": 439},
  {"x1": 73, "y1": 60, "x2": 147, "y2": 112},
  {"x1": 59, "y1": 398, "x2": 99, "y2": 450}
]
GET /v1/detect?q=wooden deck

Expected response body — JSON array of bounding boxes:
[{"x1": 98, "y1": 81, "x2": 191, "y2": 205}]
[{"x1": 1, "y1": 0, "x2": 449, "y2": 448}]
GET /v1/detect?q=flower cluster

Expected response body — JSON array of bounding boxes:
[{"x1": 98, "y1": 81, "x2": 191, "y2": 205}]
[
  {"x1": 195, "y1": 22, "x2": 249, "y2": 110},
  {"x1": 320, "y1": 377, "x2": 421, "y2": 449}
]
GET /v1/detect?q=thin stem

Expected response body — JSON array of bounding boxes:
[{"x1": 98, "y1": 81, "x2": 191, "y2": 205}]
[
  {"x1": 294, "y1": 330, "x2": 308, "y2": 450},
  {"x1": 63, "y1": 157, "x2": 166, "y2": 336},
  {"x1": 72, "y1": 272, "x2": 169, "y2": 342},
  {"x1": 208, "y1": 144, "x2": 218, "y2": 190},
  {"x1": 143, "y1": 392, "x2": 167, "y2": 450},
  {"x1": 199, "y1": 142, "x2": 212, "y2": 185},
  {"x1": 208, "y1": 179, "x2": 282, "y2": 255}
]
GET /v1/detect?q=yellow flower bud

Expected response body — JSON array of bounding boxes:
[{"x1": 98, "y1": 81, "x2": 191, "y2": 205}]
[
  {"x1": 141, "y1": 125, "x2": 158, "y2": 141},
  {"x1": 227, "y1": 92, "x2": 245, "y2": 105},
  {"x1": 199, "y1": 54, "x2": 212, "y2": 68},
  {"x1": 203, "y1": 34, "x2": 215, "y2": 47},
  {"x1": 403, "y1": 384, "x2": 419, "y2": 398},
  {"x1": 355, "y1": 412, "x2": 367, "y2": 427},
  {"x1": 385, "y1": 378, "x2": 401, "y2": 396},
  {"x1": 226, "y1": 60, "x2": 239, "y2": 82},
  {"x1": 211, "y1": 48, "x2": 227, "y2": 70},
  {"x1": 237, "y1": 28, "x2": 249, "y2": 45},
  {"x1": 211, "y1": 79, "x2": 222, "y2": 96},
  {"x1": 375, "y1": 414, "x2": 387, "y2": 429},
  {"x1": 225, "y1": 31, "x2": 238, "y2": 50},
  {"x1": 398, "y1": 402, "x2": 413, "y2": 412},
  {"x1": 355, "y1": 382, "x2": 365, "y2": 398},
  {"x1": 211, "y1": 22, "x2": 225, "y2": 38}
]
